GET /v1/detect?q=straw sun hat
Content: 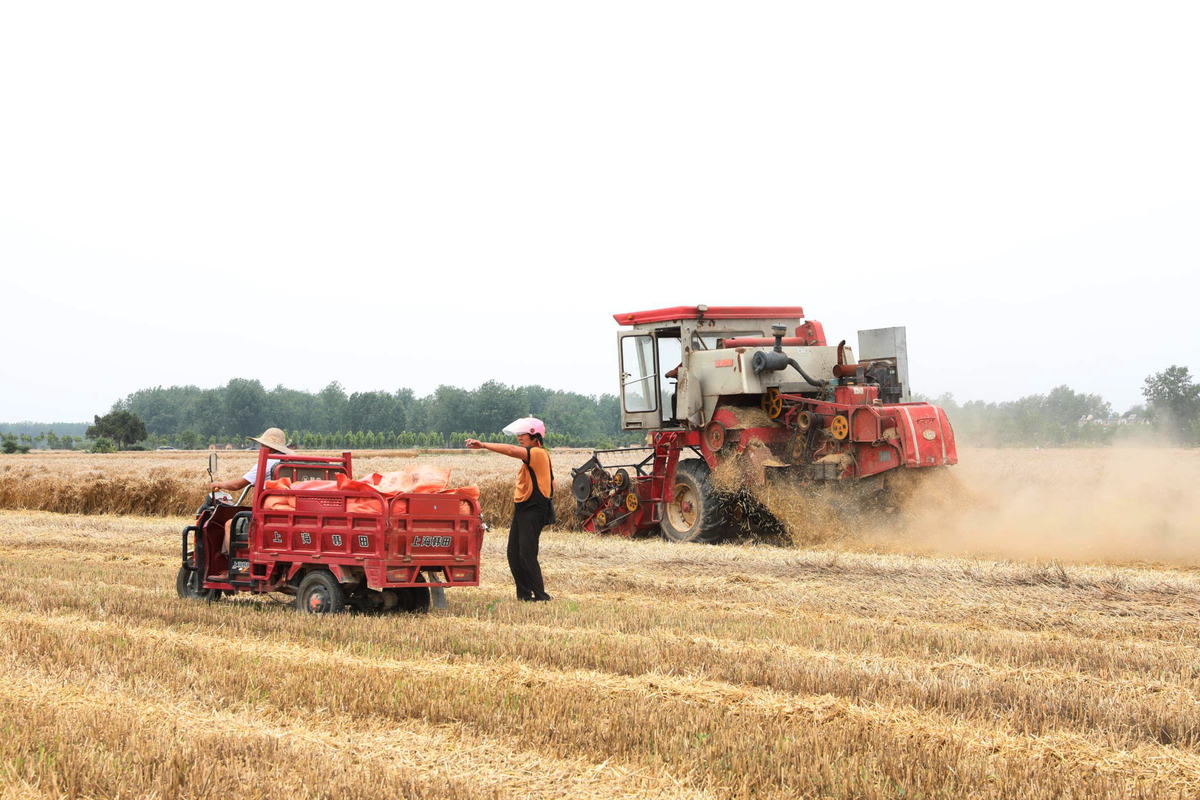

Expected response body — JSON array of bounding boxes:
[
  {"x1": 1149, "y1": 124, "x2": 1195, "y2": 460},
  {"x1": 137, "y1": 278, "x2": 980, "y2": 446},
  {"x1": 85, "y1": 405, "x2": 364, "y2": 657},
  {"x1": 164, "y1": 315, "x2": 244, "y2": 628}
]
[{"x1": 247, "y1": 427, "x2": 294, "y2": 455}]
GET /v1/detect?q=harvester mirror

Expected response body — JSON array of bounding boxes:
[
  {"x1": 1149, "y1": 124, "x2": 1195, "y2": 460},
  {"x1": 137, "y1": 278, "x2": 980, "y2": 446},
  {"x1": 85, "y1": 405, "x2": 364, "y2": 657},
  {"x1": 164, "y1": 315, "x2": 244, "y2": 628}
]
[{"x1": 208, "y1": 453, "x2": 218, "y2": 474}]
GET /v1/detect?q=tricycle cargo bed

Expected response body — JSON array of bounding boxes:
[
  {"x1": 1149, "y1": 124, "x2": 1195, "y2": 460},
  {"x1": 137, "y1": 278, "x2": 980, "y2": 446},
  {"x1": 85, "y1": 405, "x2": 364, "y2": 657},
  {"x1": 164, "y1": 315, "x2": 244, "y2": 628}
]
[
  {"x1": 183, "y1": 450, "x2": 486, "y2": 611},
  {"x1": 254, "y1": 487, "x2": 484, "y2": 589}
]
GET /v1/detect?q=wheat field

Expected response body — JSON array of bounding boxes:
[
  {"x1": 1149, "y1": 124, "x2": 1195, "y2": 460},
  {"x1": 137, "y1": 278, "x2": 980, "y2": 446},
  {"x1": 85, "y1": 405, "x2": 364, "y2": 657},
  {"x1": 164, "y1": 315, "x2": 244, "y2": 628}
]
[{"x1": 3, "y1": 447, "x2": 1200, "y2": 798}]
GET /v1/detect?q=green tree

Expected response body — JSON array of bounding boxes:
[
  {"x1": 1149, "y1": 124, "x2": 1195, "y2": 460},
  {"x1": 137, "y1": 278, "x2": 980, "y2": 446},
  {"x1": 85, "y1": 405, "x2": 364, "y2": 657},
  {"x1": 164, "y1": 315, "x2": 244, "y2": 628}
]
[
  {"x1": 91, "y1": 437, "x2": 115, "y2": 454},
  {"x1": 190, "y1": 388, "x2": 225, "y2": 438},
  {"x1": 474, "y1": 380, "x2": 524, "y2": 433},
  {"x1": 224, "y1": 378, "x2": 268, "y2": 438},
  {"x1": 317, "y1": 382, "x2": 349, "y2": 433},
  {"x1": 430, "y1": 385, "x2": 471, "y2": 441},
  {"x1": 86, "y1": 410, "x2": 148, "y2": 450},
  {"x1": 179, "y1": 429, "x2": 200, "y2": 450},
  {"x1": 1142, "y1": 365, "x2": 1200, "y2": 444},
  {"x1": 119, "y1": 386, "x2": 183, "y2": 435}
]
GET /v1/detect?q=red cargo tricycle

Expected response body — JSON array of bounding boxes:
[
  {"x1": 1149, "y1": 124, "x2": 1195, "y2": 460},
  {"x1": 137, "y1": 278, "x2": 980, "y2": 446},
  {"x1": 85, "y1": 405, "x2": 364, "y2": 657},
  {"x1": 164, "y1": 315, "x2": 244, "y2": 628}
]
[{"x1": 178, "y1": 450, "x2": 485, "y2": 613}]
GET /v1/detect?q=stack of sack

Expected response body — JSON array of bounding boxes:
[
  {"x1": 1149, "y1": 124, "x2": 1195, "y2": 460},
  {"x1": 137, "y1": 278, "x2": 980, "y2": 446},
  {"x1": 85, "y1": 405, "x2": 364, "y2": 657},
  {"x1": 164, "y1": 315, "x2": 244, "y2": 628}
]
[{"x1": 262, "y1": 465, "x2": 480, "y2": 517}]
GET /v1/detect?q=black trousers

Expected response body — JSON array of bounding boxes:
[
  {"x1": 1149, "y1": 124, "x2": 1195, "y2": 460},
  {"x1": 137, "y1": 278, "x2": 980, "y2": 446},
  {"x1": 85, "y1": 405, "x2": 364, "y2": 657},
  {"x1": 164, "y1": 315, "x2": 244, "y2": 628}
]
[{"x1": 508, "y1": 506, "x2": 551, "y2": 601}]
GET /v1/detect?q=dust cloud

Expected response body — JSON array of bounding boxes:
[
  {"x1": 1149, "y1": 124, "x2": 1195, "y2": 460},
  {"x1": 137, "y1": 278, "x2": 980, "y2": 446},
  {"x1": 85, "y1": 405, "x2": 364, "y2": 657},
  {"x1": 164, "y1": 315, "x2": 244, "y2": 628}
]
[
  {"x1": 890, "y1": 447, "x2": 1200, "y2": 565},
  {"x1": 721, "y1": 447, "x2": 1200, "y2": 565}
]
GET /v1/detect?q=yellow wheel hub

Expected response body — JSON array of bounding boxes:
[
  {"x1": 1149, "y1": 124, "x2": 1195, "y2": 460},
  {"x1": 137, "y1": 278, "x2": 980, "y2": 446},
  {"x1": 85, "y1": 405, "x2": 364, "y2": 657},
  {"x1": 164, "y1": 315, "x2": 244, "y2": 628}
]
[
  {"x1": 830, "y1": 415, "x2": 850, "y2": 440},
  {"x1": 761, "y1": 387, "x2": 783, "y2": 419},
  {"x1": 666, "y1": 483, "x2": 697, "y2": 531},
  {"x1": 625, "y1": 493, "x2": 639, "y2": 512}
]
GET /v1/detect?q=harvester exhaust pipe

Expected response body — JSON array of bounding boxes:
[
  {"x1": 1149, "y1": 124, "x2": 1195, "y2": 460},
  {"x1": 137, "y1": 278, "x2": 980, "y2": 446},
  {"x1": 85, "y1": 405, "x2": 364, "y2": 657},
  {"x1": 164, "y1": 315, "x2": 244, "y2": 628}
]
[{"x1": 751, "y1": 325, "x2": 828, "y2": 387}]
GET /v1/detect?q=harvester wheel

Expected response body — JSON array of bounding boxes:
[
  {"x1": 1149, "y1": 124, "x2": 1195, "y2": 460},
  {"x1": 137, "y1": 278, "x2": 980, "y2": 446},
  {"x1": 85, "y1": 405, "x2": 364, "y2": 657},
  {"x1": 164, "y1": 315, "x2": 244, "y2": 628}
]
[
  {"x1": 297, "y1": 571, "x2": 345, "y2": 615},
  {"x1": 661, "y1": 459, "x2": 728, "y2": 545}
]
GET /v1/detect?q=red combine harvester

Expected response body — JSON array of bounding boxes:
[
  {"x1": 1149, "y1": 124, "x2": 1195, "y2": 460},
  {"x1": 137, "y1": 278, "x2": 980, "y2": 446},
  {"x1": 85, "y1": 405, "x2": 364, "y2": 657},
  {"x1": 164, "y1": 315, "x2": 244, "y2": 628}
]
[
  {"x1": 571, "y1": 305, "x2": 957, "y2": 543},
  {"x1": 178, "y1": 450, "x2": 485, "y2": 613}
]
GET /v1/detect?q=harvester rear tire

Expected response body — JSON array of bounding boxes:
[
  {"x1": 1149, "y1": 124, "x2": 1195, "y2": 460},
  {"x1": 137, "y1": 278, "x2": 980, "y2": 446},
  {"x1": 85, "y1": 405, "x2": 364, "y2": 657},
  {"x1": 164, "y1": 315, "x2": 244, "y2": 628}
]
[
  {"x1": 297, "y1": 571, "x2": 345, "y2": 615},
  {"x1": 661, "y1": 459, "x2": 728, "y2": 545}
]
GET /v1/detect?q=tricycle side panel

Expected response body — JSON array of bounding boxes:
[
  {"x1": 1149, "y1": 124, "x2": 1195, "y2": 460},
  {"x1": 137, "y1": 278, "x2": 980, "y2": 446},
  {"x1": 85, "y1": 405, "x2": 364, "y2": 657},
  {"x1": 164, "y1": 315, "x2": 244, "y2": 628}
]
[{"x1": 214, "y1": 487, "x2": 484, "y2": 594}]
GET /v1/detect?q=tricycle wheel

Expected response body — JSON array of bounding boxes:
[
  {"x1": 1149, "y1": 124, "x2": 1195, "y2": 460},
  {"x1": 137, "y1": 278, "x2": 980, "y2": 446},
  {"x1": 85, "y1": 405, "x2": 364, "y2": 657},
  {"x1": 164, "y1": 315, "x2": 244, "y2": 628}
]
[
  {"x1": 176, "y1": 557, "x2": 222, "y2": 602},
  {"x1": 296, "y1": 571, "x2": 345, "y2": 615},
  {"x1": 392, "y1": 587, "x2": 431, "y2": 614}
]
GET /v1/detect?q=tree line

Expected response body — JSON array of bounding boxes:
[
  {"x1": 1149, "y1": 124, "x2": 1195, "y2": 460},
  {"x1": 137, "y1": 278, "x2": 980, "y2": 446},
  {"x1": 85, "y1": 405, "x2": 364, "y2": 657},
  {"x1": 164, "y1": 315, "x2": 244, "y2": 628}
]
[
  {"x1": 915, "y1": 365, "x2": 1200, "y2": 448},
  {"x1": 5, "y1": 365, "x2": 1199, "y2": 453},
  {"x1": 1, "y1": 431, "x2": 85, "y2": 453},
  {"x1": 107, "y1": 379, "x2": 637, "y2": 449}
]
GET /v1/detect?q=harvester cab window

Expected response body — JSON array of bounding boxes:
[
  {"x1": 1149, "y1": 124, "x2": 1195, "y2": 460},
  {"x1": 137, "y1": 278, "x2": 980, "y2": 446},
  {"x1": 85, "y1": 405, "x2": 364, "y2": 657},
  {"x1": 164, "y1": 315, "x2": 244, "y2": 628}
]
[
  {"x1": 620, "y1": 334, "x2": 658, "y2": 413},
  {"x1": 657, "y1": 333, "x2": 682, "y2": 423}
]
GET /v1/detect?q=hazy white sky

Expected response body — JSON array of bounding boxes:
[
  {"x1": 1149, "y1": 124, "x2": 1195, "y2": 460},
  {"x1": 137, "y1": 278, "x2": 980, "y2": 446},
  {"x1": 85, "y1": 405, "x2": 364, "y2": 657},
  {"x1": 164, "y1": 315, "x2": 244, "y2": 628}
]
[{"x1": 2, "y1": 1, "x2": 1197, "y2": 421}]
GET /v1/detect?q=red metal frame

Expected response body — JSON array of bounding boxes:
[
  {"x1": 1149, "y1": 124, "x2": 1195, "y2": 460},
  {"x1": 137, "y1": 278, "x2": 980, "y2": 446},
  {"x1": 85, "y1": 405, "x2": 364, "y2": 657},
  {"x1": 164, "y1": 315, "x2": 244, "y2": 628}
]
[
  {"x1": 583, "y1": 396, "x2": 957, "y2": 538},
  {"x1": 582, "y1": 306, "x2": 957, "y2": 539},
  {"x1": 614, "y1": 306, "x2": 806, "y2": 325}
]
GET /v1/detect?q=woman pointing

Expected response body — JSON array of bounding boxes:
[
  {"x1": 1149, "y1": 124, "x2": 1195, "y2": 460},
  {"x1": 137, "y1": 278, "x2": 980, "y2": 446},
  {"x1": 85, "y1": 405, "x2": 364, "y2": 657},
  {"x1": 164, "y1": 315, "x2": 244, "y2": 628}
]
[{"x1": 465, "y1": 417, "x2": 553, "y2": 602}]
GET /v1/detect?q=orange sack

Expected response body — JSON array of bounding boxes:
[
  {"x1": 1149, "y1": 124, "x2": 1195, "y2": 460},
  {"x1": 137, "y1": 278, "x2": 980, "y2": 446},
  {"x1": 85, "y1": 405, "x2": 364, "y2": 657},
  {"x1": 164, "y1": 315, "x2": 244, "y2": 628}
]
[
  {"x1": 262, "y1": 477, "x2": 295, "y2": 511},
  {"x1": 291, "y1": 480, "x2": 339, "y2": 492},
  {"x1": 259, "y1": 468, "x2": 472, "y2": 519},
  {"x1": 347, "y1": 497, "x2": 382, "y2": 514},
  {"x1": 358, "y1": 466, "x2": 453, "y2": 496}
]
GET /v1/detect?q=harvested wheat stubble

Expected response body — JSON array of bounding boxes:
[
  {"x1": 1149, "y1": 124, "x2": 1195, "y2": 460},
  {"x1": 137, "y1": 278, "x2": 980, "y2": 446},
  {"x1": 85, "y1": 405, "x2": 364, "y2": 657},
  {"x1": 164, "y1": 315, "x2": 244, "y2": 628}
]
[
  {"x1": 0, "y1": 450, "x2": 583, "y2": 529},
  {"x1": 4, "y1": 505, "x2": 1200, "y2": 798}
]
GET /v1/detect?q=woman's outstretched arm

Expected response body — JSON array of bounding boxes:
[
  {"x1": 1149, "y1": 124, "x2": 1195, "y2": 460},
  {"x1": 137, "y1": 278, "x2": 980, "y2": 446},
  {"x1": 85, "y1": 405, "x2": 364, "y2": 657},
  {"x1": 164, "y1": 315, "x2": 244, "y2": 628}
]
[{"x1": 464, "y1": 439, "x2": 527, "y2": 460}]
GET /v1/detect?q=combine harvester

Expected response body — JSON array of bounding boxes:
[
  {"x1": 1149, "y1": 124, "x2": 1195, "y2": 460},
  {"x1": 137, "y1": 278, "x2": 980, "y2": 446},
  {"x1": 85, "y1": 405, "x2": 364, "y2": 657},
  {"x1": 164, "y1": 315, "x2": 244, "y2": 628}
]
[
  {"x1": 178, "y1": 450, "x2": 485, "y2": 613},
  {"x1": 571, "y1": 305, "x2": 957, "y2": 543}
]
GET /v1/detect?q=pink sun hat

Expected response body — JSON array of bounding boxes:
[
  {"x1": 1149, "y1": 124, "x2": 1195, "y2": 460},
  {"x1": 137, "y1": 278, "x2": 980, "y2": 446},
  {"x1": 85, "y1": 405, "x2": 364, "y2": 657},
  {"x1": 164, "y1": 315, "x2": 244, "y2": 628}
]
[{"x1": 502, "y1": 417, "x2": 546, "y2": 437}]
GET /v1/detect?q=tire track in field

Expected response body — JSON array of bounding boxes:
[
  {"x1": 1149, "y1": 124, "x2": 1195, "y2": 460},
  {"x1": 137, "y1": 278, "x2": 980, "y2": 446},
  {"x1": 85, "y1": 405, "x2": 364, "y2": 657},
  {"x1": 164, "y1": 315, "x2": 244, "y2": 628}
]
[
  {"x1": 7, "y1": 608, "x2": 1200, "y2": 795},
  {"x1": 549, "y1": 579, "x2": 1200, "y2": 648},
  {"x1": 13, "y1": 565, "x2": 1200, "y2": 695},
  {"x1": 12, "y1": 542, "x2": 1200, "y2": 661},
  {"x1": 430, "y1": 614, "x2": 1200, "y2": 704},
  {"x1": 27, "y1": 569, "x2": 1200, "y2": 723},
  {"x1": 0, "y1": 662, "x2": 707, "y2": 800}
]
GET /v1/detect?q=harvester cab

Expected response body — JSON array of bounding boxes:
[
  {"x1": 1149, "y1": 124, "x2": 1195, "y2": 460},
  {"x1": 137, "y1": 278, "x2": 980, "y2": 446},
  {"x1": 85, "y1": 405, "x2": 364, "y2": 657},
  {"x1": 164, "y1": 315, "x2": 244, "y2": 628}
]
[{"x1": 574, "y1": 305, "x2": 955, "y2": 543}]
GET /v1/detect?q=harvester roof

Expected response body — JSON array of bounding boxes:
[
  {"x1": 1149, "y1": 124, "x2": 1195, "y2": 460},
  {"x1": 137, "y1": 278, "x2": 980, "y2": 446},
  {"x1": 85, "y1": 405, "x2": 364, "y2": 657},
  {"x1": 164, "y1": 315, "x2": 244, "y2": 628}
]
[{"x1": 614, "y1": 306, "x2": 806, "y2": 325}]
